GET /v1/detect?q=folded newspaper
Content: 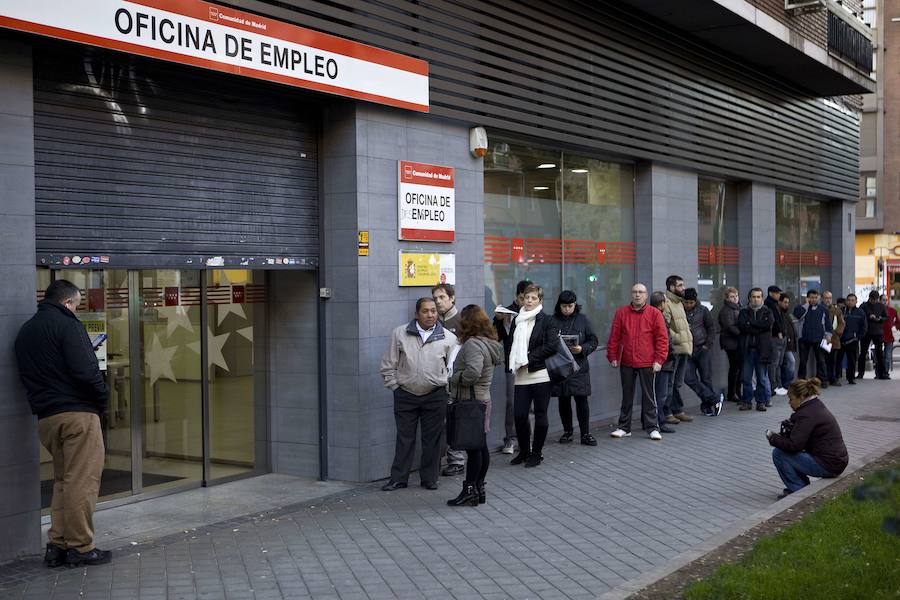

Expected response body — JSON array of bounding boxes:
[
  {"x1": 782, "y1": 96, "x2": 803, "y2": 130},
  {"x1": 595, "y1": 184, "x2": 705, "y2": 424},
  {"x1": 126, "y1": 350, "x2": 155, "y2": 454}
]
[{"x1": 494, "y1": 305, "x2": 518, "y2": 315}]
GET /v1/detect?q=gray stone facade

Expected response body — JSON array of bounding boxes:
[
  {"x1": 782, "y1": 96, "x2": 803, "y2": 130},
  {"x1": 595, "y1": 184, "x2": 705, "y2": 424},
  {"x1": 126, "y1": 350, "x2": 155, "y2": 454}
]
[{"x1": 0, "y1": 40, "x2": 40, "y2": 560}]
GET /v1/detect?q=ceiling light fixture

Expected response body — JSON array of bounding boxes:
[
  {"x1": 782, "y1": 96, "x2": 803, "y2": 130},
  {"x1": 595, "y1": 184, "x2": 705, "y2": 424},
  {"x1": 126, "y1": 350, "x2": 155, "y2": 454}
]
[
  {"x1": 533, "y1": 186, "x2": 549, "y2": 191},
  {"x1": 571, "y1": 169, "x2": 589, "y2": 173},
  {"x1": 536, "y1": 163, "x2": 557, "y2": 169}
]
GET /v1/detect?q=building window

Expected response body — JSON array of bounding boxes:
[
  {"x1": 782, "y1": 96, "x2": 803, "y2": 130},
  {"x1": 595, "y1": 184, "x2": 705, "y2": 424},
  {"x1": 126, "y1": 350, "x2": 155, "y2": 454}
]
[
  {"x1": 697, "y1": 179, "x2": 739, "y2": 308},
  {"x1": 858, "y1": 173, "x2": 877, "y2": 219},
  {"x1": 863, "y1": 0, "x2": 876, "y2": 27},
  {"x1": 483, "y1": 140, "x2": 635, "y2": 336},
  {"x1": 775, "y1": 193, "x2": 832, "y2": 300}
]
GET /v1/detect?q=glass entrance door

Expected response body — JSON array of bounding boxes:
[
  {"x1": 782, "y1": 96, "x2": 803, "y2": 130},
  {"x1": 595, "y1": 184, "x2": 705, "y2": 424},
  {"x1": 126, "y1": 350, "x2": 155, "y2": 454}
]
[
  {"x1": 38, "y1": 267, "x2": 267, "y2": 511},
  {"x1": 139, "y1": 269, "x2": 203, "y2": 491}
]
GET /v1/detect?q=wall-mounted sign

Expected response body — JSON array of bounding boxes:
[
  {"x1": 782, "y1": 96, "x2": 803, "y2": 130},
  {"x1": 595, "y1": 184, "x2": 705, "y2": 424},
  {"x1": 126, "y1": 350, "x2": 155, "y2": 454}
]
[
  {"x1": 398, "y1": 161, "x2": 455, "y2": 242},
  {"x1": 399, "y1": 251, "x2": 455, "y2": 287},
  {"x1": 0, "y1": 0, "x2": 429, "y2": 112},
  {"x1": 358, "y1": 230, "x2": 369, "y2": 257},
  {"x1": 79, "y1": 313, "x2": 108, "y2": 371}
]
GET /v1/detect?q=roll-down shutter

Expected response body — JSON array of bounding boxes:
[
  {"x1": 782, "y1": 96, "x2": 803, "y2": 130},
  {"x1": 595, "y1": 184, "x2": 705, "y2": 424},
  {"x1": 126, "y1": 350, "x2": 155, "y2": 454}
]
[{"x1": 33, "y1": 43, "x2": 319, "y2": 269}]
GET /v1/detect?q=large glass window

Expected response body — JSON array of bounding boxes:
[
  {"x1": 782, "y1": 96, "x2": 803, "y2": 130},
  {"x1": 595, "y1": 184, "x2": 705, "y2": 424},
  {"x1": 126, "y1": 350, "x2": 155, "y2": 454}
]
[
  {"x1": 775, "y1": 193, "x2": 832, "y2": 299},
  {"x1": 697, "y1": 179, "x2": 739, "y2": 308},
  {"x1": 484, "y1": 140, "x2": 635, "y2": 335}
]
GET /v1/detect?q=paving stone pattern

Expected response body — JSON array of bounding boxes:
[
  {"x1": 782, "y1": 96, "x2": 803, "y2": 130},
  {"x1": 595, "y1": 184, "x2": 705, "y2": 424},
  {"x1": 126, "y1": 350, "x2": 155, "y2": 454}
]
[{"x1": 1, "y1": 378, "x2": 898, "y2": 599}]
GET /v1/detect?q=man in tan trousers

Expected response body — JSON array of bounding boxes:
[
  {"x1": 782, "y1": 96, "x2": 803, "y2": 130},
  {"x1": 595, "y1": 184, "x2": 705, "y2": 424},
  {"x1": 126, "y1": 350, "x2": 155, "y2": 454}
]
[{"x1": 15, "y1": 279, "x2": 110, "y2": 567}]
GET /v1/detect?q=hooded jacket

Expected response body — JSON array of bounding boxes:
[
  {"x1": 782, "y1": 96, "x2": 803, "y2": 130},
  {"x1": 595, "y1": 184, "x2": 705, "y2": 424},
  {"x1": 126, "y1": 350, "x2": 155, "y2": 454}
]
[
  {"x1": 449, "y1": 336, "x2": 503, "y2": 401},
  {"x1": 380, "y1": 320, "x2": 458, "y2": 396},
  {"x1": 663, "y1": 290, "x2": 693, "y2": 355},
  {"x1": 718, "y1": 300, "x2": 741, "y2": 352},
  {"x1": 768, "y1": 396, "x2": 848, "y2": 476},
  {"x1": 15, "y1": 301, "x2": 108, "y2": 420},
  {"x1": 607, "y1": 303, "x2": 668, "y2": 368}
]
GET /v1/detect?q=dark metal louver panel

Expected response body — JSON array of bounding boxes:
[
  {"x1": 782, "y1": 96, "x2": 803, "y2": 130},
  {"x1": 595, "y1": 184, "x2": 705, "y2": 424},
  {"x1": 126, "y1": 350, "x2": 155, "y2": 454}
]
[
  {"x1": 231, "y1": 0, "x2": 858, "y2": 200},
  {"x1": 33, "y1": 44, "x2": 319, "y2": 268}
]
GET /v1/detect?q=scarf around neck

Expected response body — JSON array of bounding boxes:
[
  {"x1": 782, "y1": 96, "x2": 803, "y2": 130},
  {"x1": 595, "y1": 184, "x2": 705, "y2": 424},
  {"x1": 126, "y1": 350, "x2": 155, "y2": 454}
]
[{"x1": 510, "y1": 304, "x2": 543, "y2": 372}]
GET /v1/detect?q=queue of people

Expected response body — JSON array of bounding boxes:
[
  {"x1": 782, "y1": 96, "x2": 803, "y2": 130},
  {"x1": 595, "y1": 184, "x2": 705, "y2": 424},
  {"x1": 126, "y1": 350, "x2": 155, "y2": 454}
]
[{"x1": 377, "y1": 276, "x2": 893, "y2": 506}]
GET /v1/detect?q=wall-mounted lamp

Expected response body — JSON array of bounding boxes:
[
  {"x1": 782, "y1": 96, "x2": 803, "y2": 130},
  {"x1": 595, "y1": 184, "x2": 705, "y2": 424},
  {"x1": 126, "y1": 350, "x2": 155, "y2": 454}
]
[{"x1": 469, "y1": 126, "x2": 488, "y2": 158}]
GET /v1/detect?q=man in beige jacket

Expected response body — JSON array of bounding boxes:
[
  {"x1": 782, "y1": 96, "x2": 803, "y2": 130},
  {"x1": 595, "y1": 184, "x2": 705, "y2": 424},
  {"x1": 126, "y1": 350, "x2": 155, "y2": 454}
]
[
  {"x1": 662, "y1": 275, "x2": 694, "y2": 424},
  {"x1": 380, "y1": 298, "x2": 457, "y2": 491}
]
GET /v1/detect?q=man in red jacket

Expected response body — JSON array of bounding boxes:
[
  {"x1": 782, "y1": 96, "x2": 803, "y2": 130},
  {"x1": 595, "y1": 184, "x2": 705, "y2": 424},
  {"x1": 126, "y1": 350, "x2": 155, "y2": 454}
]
[
  {"x1": 881, "y1": 294, "x2": 898, "y2": 375},
  {"x1": 607, "y1": 283, "x2": 669, "y2": 440}
]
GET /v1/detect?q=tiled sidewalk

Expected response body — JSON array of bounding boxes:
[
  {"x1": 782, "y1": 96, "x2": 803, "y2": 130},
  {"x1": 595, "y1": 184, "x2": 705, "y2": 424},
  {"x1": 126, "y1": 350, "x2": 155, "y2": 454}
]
[{"x1": 2, "y1": 378, "x2": 898, "y2": 599}]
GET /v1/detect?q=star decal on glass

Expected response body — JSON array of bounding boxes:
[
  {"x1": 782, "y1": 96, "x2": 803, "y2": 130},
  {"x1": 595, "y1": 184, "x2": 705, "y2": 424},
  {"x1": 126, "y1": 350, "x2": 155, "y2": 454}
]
[
  {"x1": 158, "y1": 305, "x2": 195, "y2": 337},
  {"x1": 144, "y1": 333, "x2": 178, "y2": 386},
  {"x1": 187, "y1": 328, "x2": 231, "y2": 372}
]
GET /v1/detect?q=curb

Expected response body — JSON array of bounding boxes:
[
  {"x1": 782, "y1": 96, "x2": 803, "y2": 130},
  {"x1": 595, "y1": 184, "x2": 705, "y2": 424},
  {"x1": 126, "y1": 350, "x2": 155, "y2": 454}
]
[{"x1": 596, "y1": 438, "x2": 900, "y2": 600}]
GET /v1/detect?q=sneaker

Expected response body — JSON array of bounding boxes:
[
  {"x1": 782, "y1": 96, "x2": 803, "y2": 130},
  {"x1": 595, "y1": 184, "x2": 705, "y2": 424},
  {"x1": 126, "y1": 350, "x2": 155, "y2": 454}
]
[
  {"x1": 558, "y1": 431, "x2": 574, "y2": 444},
  {"x1": 580, "y1": 433, "x2": 597, "y2": 446},
  {"x1": 610, "y1": 429, "x2": 631, "y2": 438},
  {"x1": 501, "y1": 441, "x2": 516, "y2": 454},
  {"x1": 776, "y1": 488, "x2": 792, "y2": 500},
  {"x1": 701, "y1": 409, "x2": 714, "y2": 417},
  {"x1": 65, "y1": 548, "x2": 112, "y2": 567},
  {"x1": 441, "y1": 464, "x2": 465, "y2": 477},
  {"x1": 664, "y1": 415, "x2": 680, "y2": 425},
  {"x1": 510, "y1": 452, "x2": 529, "y2": 465},
  {"x1": 756, "y1": 404, "x2": 767, "y2": 412},
  {"x1": 659, "y1": 425, "x2": 677, "y2": 433},
  {"x1": 774, "y1": 387, "x2": 788, "y2": 396},
  {"x1": 649, "y1": 430, "x2": 662, "y2": 441},
  {"x1": 674, "y1": 413, "x2": 694, "y2": 422},
  {"x1": 714, "y1": 394, "x2": 724, "y2": 416}
]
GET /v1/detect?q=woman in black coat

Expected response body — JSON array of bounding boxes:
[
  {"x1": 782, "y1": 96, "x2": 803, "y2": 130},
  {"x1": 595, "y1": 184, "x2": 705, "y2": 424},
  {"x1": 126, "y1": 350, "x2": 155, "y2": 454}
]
[
  {"x1": 550, "y1": 291, "x2": 599, "y2": 445},
  {"x1": 718, "y1": 286, "x2": 742, "y2": 404},
  {"x1": 508, "y1": 284, "x2": 559, "y2": 468}
]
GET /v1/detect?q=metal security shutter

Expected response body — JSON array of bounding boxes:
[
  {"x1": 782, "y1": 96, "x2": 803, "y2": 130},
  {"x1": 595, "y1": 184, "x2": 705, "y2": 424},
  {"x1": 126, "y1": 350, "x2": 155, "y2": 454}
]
[{"x1": 33, "y1": 43, "x2": 318, "y2": 269}]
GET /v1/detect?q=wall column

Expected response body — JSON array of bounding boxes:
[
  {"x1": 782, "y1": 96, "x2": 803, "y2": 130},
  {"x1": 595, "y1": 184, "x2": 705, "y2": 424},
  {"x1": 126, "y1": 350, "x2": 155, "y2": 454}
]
[
  {"x1": 635, "y1": 162, "x2": 699, "y2": 292},
  {"x1": 0, "y1": 39, "x2": 40, "y2": 562},
  {"x1": 830, "y1": 200, "x2": 855, "y2": 297},
  {"x1": 737, "y1": 182, "x2": 777, "y2": 293}
]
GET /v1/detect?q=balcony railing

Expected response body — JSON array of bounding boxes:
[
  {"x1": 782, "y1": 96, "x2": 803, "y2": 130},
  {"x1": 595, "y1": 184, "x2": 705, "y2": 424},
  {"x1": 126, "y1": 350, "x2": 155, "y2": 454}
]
[{"x1": 828, "y1": 11, "x2": 873, "y2": 73}]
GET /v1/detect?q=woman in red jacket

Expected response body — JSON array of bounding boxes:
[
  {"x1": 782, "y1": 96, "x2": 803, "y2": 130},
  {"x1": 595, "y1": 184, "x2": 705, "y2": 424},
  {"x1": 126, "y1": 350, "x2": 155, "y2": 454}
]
[{"x1": 606, "y1": 283, "x2": 669, "y2": 440}]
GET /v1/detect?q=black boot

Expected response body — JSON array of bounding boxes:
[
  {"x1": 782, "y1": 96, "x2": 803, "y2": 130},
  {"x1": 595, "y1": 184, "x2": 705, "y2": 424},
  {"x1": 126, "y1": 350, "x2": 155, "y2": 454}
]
[
  {"x1": 476, "y1": 481, "x2": 486, "y2": 504},
  {"x1": 447, "y1": 481, "x2": 479, "y2": 507},
  {"x1": 510, "y1": 451, "x2": 529, "y2": 465}
]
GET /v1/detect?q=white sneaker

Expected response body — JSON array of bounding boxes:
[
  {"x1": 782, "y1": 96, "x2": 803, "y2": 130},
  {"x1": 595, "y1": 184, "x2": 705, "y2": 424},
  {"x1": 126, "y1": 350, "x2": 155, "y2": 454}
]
[
  {"x1": 501, "y1": 441, "x2": 516, "y2": 454},
  {"x1": 714, "y1": 393, "x2": 724, "y2": 416},
  {"x1": 649, "y1": 430, "x2": 662, "y2": 441},
  {"x1": 610, "y1": 429, "x2": 631, "y2": 438},
  {"x1": 775, "y1": 387, "x2": 788, "y2": 396}
]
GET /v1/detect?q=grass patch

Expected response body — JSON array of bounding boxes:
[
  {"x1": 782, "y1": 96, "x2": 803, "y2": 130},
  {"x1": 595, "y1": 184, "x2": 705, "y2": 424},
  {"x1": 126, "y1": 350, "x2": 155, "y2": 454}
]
[{"x1": 684, "y1": 465, "x2": 900, "y2": 600}]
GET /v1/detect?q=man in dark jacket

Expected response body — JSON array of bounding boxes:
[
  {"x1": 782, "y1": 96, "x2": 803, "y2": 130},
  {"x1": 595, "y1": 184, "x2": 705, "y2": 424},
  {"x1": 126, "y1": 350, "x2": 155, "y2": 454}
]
[
  {"x1": 738, "y1": 288, "x2": 774, "y2": 411},
  {"x1": 718, "y1": 287, "x2": 742, "y2": 404},
  {"x1": 493, "y1": 280, "x2": 530, "y2": 454},
  {"x1": 682, "y1": 288, "x2": 721, "y2": 416},
  {"x1": 767, "y1": 379, "x2": 848, "y2": 497},
  {"x1": 792, "y1": 289, "x2": 832, "y2": 384},
  {"x1": 840, "y1": 293, "x2": 866, "y2": 384},
  {"x1": 764, "y1": 285, "x2": 787, "y2": 396},
  {"x1": 15, "y1": 279, "x2": 110, "y2": 567},
  {"x1": 858, "y1": 290, "x2": 888, "y2": 380}
]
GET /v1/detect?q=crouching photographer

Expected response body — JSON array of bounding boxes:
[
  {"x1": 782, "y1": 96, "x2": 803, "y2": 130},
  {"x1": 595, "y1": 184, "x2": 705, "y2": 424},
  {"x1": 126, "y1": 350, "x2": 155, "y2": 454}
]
[{"x1": 765, "y1": 378, "x2": 848, "y2": 499}]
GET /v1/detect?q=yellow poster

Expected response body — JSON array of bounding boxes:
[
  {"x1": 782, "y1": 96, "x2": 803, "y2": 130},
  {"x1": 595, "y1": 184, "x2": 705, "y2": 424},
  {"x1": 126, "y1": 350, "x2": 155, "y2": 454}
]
[{"x1": 398, "y1": 251, "x2": 456, "y2": 287}]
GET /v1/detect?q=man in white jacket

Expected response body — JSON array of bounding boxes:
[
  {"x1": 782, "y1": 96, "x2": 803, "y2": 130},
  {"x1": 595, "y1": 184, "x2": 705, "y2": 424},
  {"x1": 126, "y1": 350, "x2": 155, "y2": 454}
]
[{"x1": 380, "y1": 298, "x2": 458, "y2": 491}]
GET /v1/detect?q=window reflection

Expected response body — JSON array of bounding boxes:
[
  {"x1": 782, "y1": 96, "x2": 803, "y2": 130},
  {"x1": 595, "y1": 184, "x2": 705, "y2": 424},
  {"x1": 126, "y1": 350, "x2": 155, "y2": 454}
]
[{"x1": 775, "y1": 193, "x2": 831, "y2": 300}]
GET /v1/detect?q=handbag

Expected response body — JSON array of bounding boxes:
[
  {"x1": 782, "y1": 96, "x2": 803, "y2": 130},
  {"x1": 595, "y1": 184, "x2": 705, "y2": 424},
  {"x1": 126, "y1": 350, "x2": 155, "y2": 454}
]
[
  {"x1": 545, "y1": 334, "x2": 580, "y2": 381},
  {"x1": 447, "y1": 388, "x2": 486, "y2": 450}
]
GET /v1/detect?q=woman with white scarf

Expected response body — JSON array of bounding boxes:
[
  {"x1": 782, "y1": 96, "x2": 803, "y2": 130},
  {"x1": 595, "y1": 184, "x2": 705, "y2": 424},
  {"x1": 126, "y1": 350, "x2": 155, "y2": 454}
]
[{"x1": 507, "y1": 284, "x2": 559, "y2": 468}]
